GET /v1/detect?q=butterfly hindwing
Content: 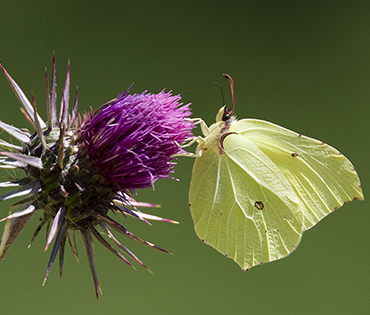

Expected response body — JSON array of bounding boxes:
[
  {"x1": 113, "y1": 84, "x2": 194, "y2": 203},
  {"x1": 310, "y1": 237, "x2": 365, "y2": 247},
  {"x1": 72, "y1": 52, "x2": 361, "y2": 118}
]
[{"x1": 189, "y1": 132, "x2": 303, "y2": 270}]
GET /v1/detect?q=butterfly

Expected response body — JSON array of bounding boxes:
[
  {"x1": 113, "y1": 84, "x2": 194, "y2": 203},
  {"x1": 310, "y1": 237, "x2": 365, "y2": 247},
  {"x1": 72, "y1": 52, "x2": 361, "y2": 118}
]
[{"x1": 187, "y1": 74, "x2": 364, "y2": 270}]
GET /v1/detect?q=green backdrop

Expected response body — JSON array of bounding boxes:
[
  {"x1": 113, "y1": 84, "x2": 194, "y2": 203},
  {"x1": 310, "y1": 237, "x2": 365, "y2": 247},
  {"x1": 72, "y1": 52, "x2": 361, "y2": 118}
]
[{"x1": 0, "y1": 1, "x2": 369, "y2": 314}]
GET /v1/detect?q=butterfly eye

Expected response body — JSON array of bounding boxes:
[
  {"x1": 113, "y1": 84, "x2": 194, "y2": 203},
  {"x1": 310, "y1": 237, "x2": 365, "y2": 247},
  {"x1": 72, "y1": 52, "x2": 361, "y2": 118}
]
[{"x1": 222, "y1": 112, "x2": 232, "y2": 121}]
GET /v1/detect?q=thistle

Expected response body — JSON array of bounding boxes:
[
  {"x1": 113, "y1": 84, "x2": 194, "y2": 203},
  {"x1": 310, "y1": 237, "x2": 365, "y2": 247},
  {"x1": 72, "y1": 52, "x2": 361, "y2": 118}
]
[{"x1": 0, "y1": 56, "x2": 194, "y2": 298}]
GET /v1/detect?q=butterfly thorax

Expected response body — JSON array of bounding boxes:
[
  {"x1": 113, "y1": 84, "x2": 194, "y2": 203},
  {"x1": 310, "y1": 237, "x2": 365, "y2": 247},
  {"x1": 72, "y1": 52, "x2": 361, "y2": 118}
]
[{"x1": 196, "y1": 107, "x2": 237, "y2": 155}]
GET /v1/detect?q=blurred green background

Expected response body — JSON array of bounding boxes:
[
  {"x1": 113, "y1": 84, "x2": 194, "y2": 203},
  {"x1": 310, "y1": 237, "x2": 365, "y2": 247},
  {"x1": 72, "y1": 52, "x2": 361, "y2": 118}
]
[{"x1": 0, "y1": 1, "x2": 369, "y2": 314}]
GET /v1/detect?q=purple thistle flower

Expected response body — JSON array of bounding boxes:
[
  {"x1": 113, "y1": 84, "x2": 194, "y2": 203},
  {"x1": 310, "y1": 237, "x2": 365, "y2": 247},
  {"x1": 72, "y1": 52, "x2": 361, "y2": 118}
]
[
  {"x1": 0, "y1": 56, "x2": 194, "y2": 298},
  {"x1": 80, "y1": 90, "x2": 193, "y2": 192}
]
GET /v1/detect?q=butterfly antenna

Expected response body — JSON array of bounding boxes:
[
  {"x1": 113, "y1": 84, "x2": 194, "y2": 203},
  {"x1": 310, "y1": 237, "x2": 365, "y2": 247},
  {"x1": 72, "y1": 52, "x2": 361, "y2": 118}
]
[
  {"x1": 181, "y1": 82, "x2": 225, "y2": 107},
  {"x1": 222, "y1": 73, "x2": 235, "y2": 120}
]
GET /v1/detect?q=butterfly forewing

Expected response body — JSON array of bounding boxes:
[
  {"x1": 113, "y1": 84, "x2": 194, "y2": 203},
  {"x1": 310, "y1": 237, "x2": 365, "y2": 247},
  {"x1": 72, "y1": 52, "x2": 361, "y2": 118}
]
[{"x1": 230, "y1": 119, "x2": 364, "y2": 231}]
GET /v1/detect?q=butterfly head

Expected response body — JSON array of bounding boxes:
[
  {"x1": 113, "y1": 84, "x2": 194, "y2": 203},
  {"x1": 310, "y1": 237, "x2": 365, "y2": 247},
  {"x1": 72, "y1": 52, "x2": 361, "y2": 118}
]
[{"x1": 215, "y1": 74, "x2": 236, "y2": 123}]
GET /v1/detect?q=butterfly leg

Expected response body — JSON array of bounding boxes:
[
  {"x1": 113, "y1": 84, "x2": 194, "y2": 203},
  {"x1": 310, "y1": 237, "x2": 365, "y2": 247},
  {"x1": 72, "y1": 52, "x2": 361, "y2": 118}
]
[
  {"x1": 173, "y1": 135, "x2": 207, "y2": 157},
  {"x1": 174, "y1": 118, "x2": 211, "y2": 157},
  {"x1": 187, "y1": 118, "x2": 210, "y2": 136},
  {"x1": 180, "y1": 136, "x2": 205, "y2": 148}
]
